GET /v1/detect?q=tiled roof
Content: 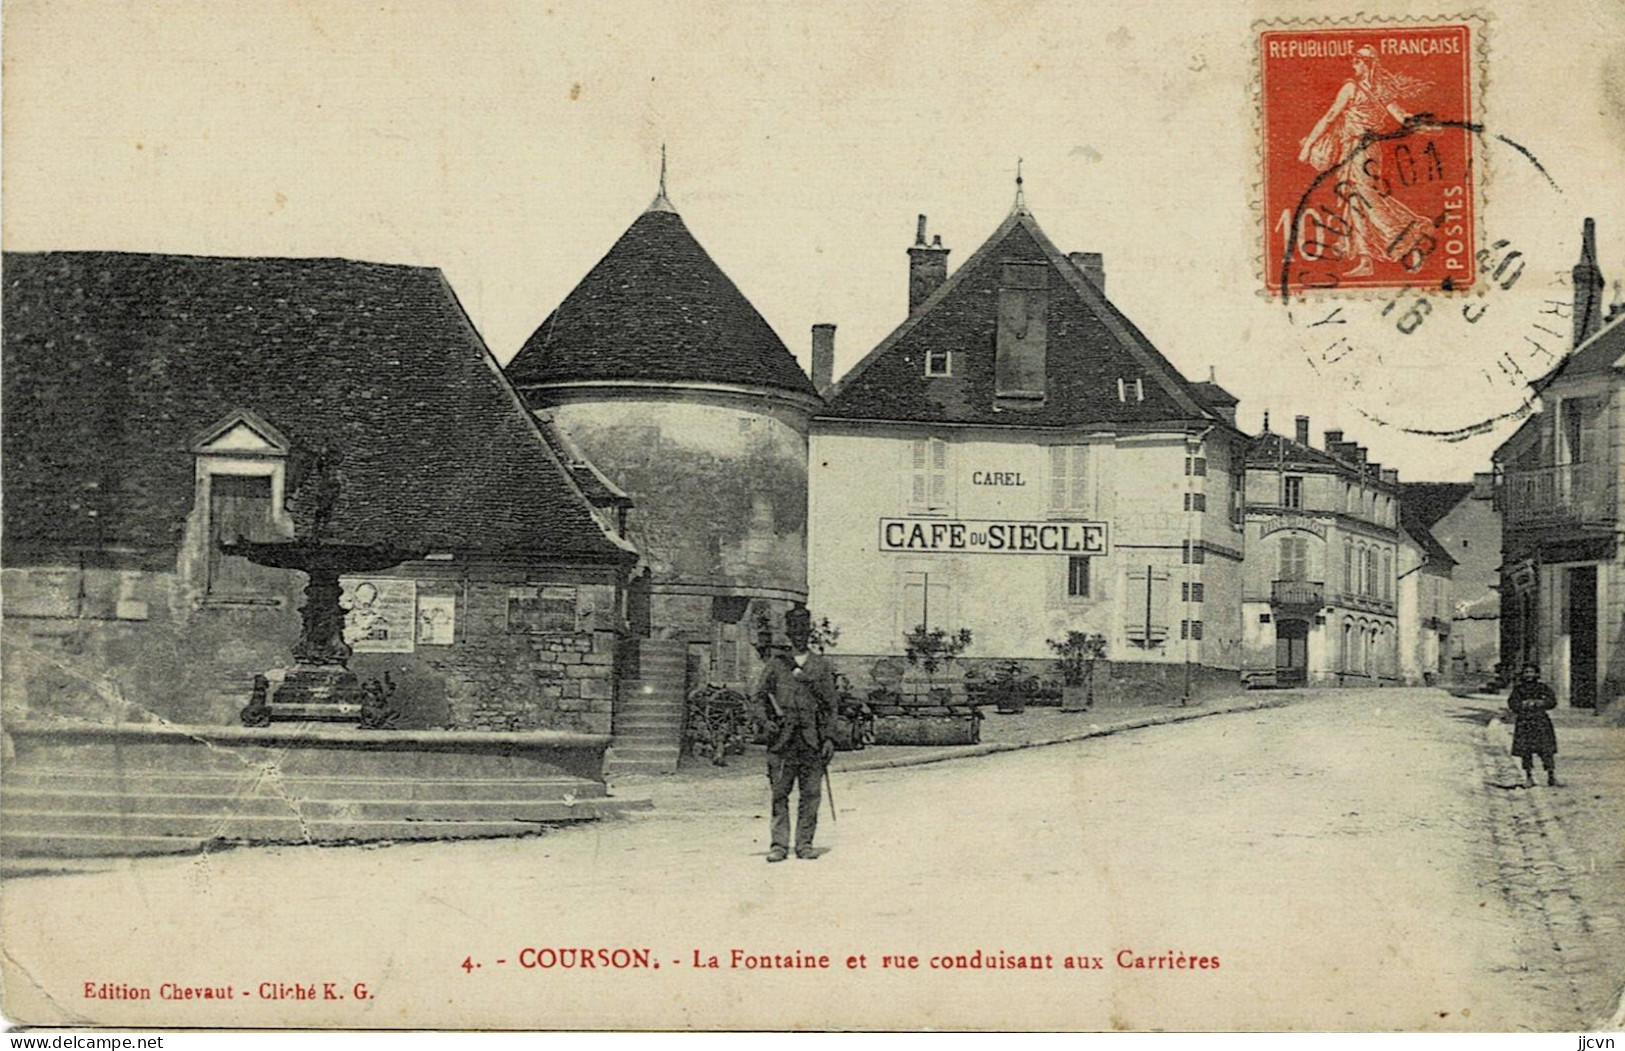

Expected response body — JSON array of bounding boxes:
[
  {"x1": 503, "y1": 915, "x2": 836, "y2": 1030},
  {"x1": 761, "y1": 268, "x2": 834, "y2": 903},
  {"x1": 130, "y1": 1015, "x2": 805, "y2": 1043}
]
[
  {"x1": 1534, "y1": 312, "x2": 1625, "y2": 390},
  {"x1": 508, "y1": 207, "x2": 818, "y2": 398},
  {"x1": 1399, "y1": 482, "x2": 1473, "y2": 530},
  {"x1": 1246, "y1": 431, "x2": 1401, "y2": 493},
  {"x1": 1400, "y1": 513, "x2": 1457, "y2": 568},
  {"x1": 1190, "y1": 380, "x2": 1239, "y2": 409},
  {"x1": 818, "y1": 208, "x2": 1222, "y2": 428},
  {"x1": 2, "y1": 251, "x2": 634, "y2": 563}
]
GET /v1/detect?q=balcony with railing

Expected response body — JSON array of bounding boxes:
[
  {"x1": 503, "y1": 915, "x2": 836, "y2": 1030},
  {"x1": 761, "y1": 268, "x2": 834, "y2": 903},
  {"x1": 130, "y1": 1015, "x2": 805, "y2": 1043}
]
[
  {"x1": 1271, "y1": 580, "x2": 1325, "y2": 610},
  {"x1": 1502, "y1": 462, "x2": 1614, "y2": 527}
]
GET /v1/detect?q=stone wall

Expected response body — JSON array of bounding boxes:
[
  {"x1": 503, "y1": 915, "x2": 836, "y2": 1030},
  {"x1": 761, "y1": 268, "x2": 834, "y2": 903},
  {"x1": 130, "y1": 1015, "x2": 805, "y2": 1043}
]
[{"x1": 2, "y1": 557, "x2": 624, "y2": 734}]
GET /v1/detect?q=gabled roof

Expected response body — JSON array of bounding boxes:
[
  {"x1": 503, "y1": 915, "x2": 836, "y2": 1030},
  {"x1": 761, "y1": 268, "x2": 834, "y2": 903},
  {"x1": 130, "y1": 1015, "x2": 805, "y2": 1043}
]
[
  {"x1": 1533, "y1": 312, "x2": 1625, "y2": 391},
  {"x1": 819, "y1": 207, "x2": 1222, "y2": 429},
  {"x1": 1400, "y1": 511, "x2": 1458, "y2": 569},
  {"x1": 508, "y1": 206, "x2": 818, "y2": 398},
  {"x1": 1399, "y1": 482, "x2": 1474, "y2": 530},
  {"x1": 2, "y1": 250, "x2": 635, "y2": 563},
  {"x1": 1190, "y1": 380, "x2": 1239, "y2": 410}
]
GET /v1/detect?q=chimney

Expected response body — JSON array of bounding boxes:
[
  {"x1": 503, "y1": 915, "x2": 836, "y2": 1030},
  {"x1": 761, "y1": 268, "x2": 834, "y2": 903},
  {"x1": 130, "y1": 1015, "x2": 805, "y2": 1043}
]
[
  {"x1": 1262, "y1": 410, "x2": 1271, "y2": 433},
  {"x1": 811, "y1": 324, "x2": 836, "y2": 397},
  {"x1": 908, "y1": 215, "x2": 951, "y2": 314},
  {"x1": 1352, "y1": 446, "x2": 1368, "y2": 466},
  {"x1": 1294, "y1": 415, "x2": 1310, "y2": 446},
  {"x1": 1381, "y1": 468, "x2": 1399, "y2": 486},
  {"x1": 1472, "y1": 471, "x2": 1495, "y2": 500},
  {"x1": 1573, "y1": 217, "x2": 1605, "y2": 349},
  {"x1": 1068, "y1": 251, "x2": 1105, "y2": 292},
  {"x1": 1324, "y1": 429, "x2": 1343, "y2": 451},
  {"x1": 995, "y1": 260, "x2": 1048, "y2": 407}
]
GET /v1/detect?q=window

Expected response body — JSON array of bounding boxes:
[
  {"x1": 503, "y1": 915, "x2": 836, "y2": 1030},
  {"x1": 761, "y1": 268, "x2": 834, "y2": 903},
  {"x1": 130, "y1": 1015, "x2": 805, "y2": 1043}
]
[
  {"x1": 1260, "y1": 613, "x2": 1272, "y2": 623},
  {"x1": 1185, "y1": 456, "x2": 1207, "y2": 477},
  {"x1": 925, "y1": 348, "x2": 952, "y2": 377},
  {"x1": 1279, "y1": 536, "x2": 1308, "y2": 581},
  {"x1": 1181, "y1": 619, "x2": 1204, "y2": 640},
  {"x1": 1343, "y1": 539, "x2": 1354, "y2": 592},
  {"x1": 1184, "y1": 492, "x2": 1206, "y2": 512},
  {"x1": 902, "y1": 571, "x2": 952, "y2": 634},
  {"x1": 1047, "y1": 445, "x2": 1091, "y2": 514},
  {"x1": 1363, "y1": 548, "x2": 1376, "y2": 597},
  {"x1": 1182, "y1": 540, "x2": 1205, "y2": 564},
  {"x1": 1229, "y1": 464, "x2": 1246, "y2": 527},
  {"x1": 207, "y1": 475, "x2": 279, "y2": 597},
  {"x1": 1182, "y1": 582, "x2": 1205, "y2": 602},
  {"x1": 1382, "y1": 551, "x2": 1393, "y2": 601},
  {"x1": 910, "y1": 437, "x2": 951, "y2": 513},
  {"x1": 1116, "y1": 377, "x2": 1146, "y2": 403},
  {"x1": 1067, "y1": 556, "x2": 1092, "y2": 598},
  {"x1": 1283, "y1": 475, "x2": 1304, "y2": 509}
]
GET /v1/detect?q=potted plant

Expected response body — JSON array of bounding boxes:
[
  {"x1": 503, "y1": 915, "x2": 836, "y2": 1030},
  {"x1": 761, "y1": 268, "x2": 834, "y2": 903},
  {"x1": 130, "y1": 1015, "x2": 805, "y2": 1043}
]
[
  {"x1": 988, "y1": 659, "x2": 1029, "y2": 714},
  {"x1": 1049, "y1": 631, "x2": 1108, "y2": 712},
  {"x1": 902, "y1": 624, "x2": 973, "y2": 703}
]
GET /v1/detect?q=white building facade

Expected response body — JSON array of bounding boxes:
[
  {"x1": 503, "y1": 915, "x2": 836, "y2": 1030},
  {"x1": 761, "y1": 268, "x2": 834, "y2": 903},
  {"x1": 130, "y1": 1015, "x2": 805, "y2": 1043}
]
[{"x1": 809, "y1": 205, "x2": 1246, "y2": 703}]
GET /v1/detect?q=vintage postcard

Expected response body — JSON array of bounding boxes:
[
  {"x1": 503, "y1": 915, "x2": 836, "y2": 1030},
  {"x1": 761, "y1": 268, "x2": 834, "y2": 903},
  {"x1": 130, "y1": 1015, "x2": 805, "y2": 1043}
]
[{"x1": 2, "y1": 0, "x2": 1623, "y2": 1034}]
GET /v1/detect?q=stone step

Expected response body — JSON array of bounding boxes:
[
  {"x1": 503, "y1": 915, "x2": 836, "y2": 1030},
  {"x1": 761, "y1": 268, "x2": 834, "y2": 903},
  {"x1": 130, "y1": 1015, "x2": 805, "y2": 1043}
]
[
  {"x1": 1, "y1": 772, "x2": 608, "y2": 802},
  {"x1": 0, "y1": 805, "x2": 643, "y2": 841},
  {"x1": 0, "y1": 791, "x2": 625, "y2": 823},
  {"x1": 0, "y1": 832, "x2": 214, "y2": 859},
  {"x1": 611, "y1": 724, "x2": 682, "y2": 740},
  {"x1": 607, "y1": 746, "x2": 681, "y2": 762},
  {"x1": 0, "y1": 819, "x2": 553, "y2": 857},
  {"x1": 605, "y1": 760, "x2": 678, "y2": 777}
]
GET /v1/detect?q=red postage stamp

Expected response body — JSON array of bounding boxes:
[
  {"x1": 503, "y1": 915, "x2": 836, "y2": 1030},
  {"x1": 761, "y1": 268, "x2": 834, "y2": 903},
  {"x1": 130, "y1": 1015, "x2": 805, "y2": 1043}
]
[{"x1": 1260, "y1": 22, "x2": 1477, "y2": 295}]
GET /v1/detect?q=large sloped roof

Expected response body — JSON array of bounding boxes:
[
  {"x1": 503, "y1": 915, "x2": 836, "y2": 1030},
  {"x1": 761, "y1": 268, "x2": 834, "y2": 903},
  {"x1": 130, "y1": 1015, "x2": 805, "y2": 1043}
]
[
  {"x1": 508, "y1": 205, "x2": 818, "y2": 398},
  {"x1": 1534, "y1": 312, "x2": 1625, "y2": 390},
  {"x1": 819, "y1": 207, "x2": 1223, "y2": 429},
  {"x1": 2, "y1": 250, "x2": 634, "y2": 563},
  {"x1": 1399, "y1": 482, "x2": 1474, "y2": 531}
]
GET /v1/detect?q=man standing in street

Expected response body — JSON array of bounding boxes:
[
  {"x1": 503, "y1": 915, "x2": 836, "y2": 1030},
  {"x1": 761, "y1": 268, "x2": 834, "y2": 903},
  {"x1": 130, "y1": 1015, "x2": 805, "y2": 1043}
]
[
  {"x1": 751, "y1": 605, "x2": 838, "y2": 862},
  {"x1": 1508, "y1": 662, "x2": 1561, "y2": 788}
]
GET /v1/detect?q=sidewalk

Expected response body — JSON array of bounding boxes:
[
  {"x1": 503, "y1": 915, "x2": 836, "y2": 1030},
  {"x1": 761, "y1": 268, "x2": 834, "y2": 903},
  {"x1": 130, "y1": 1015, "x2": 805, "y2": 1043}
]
[{"x1": 607, "y1": 690, "x2": 1292, "y2": 812}]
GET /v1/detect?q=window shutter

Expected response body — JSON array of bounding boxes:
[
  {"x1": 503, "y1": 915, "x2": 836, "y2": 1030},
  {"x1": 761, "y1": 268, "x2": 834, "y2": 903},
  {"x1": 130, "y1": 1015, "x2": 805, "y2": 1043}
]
[
  {"x1": 910, "y1": 440, "x2": 928, "y2": 507},
  {"x1": 1048, "y1": 446, "x2": 1069, "y2": 512},
  {"x1": 1070, "y1": 446, "x2": 1090, "y2": 512},
  {"x1": 929, "y1": 439, "x2": 949, "y2": 509}
]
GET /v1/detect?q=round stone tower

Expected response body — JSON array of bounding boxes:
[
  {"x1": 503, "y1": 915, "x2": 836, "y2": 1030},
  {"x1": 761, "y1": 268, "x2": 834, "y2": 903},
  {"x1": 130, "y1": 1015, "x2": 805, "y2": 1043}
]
[{"x1": 507, "y1": 177, "x2": 821, "y2": 687}]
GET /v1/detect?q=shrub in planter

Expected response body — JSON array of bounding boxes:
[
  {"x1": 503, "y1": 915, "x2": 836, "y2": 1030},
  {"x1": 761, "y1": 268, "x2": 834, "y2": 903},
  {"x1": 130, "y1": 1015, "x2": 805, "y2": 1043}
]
[
  {"x1": 902, "y1": 624, "x2": 972, "y2": 702},
  {"x1": 1048, "y1": 631, "x2": 1108, "y2": 712}
]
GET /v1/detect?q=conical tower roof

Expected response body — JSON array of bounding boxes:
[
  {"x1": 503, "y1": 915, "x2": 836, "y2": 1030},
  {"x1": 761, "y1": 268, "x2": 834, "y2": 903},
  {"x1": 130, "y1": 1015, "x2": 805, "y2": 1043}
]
[{"x1": 508, "y1": 201, "x2": 817, "y2": 398}]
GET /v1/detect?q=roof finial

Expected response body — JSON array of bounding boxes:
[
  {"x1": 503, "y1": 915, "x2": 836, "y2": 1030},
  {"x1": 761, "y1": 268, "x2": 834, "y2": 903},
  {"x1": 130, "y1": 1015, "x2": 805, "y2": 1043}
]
[
  {"x1": 647, "y1": 142, "x2": 676, "y2": 214},
  {"x1": 1013, "y1": 157, "x2": 1026, "y2": 213}
]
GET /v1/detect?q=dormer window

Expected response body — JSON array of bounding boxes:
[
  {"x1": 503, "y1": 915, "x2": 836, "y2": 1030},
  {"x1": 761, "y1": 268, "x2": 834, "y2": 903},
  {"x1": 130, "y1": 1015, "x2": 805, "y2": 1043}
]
[
  {"x1": 188, "y1": 410, "x2": 295, "y2": 603},
  {"x1": 925, "y1": 348, "x2": 952, "y2": 377},
  {"x1": 1117, "y1": 377, "x2": 1145, "y2": 402}
]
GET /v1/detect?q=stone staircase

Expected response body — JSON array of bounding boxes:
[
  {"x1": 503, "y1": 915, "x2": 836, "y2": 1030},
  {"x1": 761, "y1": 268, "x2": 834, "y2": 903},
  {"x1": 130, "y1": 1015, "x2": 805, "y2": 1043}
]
[
  {"x1": 606, "y1": 638, "x2": 688, "y2": 776},
  {"x1": 0, "y1": 721, "x2": 650, "y2": 860}
]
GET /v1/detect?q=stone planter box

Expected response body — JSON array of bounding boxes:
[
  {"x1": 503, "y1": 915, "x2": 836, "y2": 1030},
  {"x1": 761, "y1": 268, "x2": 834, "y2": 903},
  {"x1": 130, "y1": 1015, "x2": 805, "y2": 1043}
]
[{"x1": 871, "y1": 712, "x2": 981, "y2": 746}]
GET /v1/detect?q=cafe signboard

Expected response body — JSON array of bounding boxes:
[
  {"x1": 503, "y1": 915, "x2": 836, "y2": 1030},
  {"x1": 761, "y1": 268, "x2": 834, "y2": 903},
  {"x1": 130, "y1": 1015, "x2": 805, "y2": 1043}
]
[{"x1": 878, "y1": 517, "x2": 1109, "y2": 556}]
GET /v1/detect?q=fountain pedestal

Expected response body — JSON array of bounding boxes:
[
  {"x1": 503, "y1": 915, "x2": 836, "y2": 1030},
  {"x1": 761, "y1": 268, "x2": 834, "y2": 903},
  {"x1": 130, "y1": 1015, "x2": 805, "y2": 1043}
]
[{"x1": 221, "y1": 541, "x2": 417, "y2": 724}]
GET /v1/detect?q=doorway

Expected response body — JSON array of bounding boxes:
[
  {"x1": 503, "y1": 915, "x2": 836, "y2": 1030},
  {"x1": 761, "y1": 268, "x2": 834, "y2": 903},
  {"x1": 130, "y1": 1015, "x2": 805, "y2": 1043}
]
[
  {"x1": 1276, "y1": 619, "x2": 1309, "y2": 687},
  {"x1": 1568, "y1": 565, "x2": 1598, "y2": 708}
]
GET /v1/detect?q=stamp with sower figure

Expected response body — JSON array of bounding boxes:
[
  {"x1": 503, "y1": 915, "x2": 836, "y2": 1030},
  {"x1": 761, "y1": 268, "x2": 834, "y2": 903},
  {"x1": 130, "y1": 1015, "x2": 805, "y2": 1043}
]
[{"x1": 1261, "y1": 22, "x2": 1477, "y2": 295}]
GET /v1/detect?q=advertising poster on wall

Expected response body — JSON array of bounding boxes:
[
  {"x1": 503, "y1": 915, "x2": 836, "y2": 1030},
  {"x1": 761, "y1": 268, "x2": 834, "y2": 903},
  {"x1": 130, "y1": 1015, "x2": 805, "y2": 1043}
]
[{"x1": 340, "y1": 577, "x2": 417, "y2": 654}]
